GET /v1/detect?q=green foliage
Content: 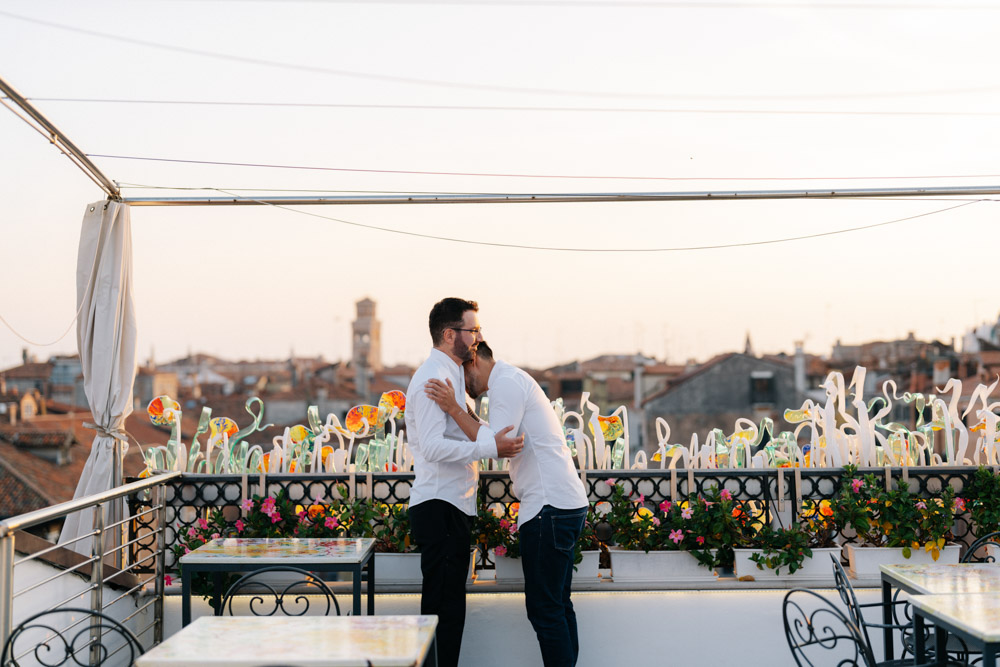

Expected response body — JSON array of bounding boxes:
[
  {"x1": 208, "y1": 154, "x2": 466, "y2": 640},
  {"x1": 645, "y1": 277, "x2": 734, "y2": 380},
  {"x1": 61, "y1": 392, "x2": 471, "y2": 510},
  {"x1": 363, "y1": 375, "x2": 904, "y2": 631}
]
[
  {"x1": 967, "y1": 466, "x2": 1000, "y2": 535},
  {"x1": 746, "y1": 524, "x2": 814, "y2": 575},
  {"x1": 605, "y1": 481, "x2": 745, "y2": 569},
  {"x1": 574, "y1": 504, "x2": 606, "y2": 567},
  {"x1": 830, "y1": 464, "x2": 958, "y2": 560}
]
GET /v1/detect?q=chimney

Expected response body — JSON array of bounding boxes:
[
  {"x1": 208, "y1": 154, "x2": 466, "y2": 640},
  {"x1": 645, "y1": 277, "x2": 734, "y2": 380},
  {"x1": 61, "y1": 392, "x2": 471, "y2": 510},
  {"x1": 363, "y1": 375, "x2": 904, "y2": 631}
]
[
  {"x1": 22, "y1": 348, "x2": 29, "y2": 364},
  {"x1": 794, "y1": 341, "x2": 807, "y2": 396},
  {"x1": 9, "y1": 403, "x2": 17, "y2": 426}
]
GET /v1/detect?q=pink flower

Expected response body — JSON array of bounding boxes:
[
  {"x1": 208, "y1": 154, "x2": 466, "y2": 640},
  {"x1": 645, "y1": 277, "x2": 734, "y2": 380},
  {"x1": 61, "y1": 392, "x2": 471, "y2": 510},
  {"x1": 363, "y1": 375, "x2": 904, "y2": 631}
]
[
  {"x1": 850, "y1": 478, "x2": 864, "y2": 493},
  {"x1": 184, "y1": 546, "x2": 191, "y2": 554},
  {"x1": 651, "y1": 517, "x2": 661, "y2": 527},
  {"x1": 324, "y1": 516, "x2": 339, "y2": 529},
  {"x1": 495, "y1": 546, "x2": 508, "y2": 557},
  {"x1": 164, "y1": 574, "x2": 173, "y2": 587},
  {"x1": 955, "y1": 497, "x2": 967, "y2": 512},
  {"x1": 186, "y1": 527, "x2": 197, "y2": 538},
  {"x1": 211, "y1": 533, "x2": 220, "y2": 540},
  {"x1": 681, "y1": 508, "x2": 693, "y2": 520},
  {"x1": 235, "y1": 519, "x2": 245, "y2": 532},
  {"x1": 271, "y1": 514, "x2": 281, "y2": 524},
  {"x1": 720, "y1": 489, "x2": 732, "y2": 501},
  {"x1": 915, "y1": 501, "x2": 927, "y2": 510},
  {"x1": 197, "y1": 517, "x2": 209, "y2": 530},
  {"x1": 240, "y1": 499, "x2": 253, "y2": 512},
  {"x1": 696, "y1": 536, "x2": 705, "y2": 545},
  {"x1": 297, "y1": 510, "x2": 307, "y2": 519},
  {"x1": 638, "y1": 494, "x2": 645, "y2": 504},
  {"x1": 659, "y1": 500, "x2": 672, "y2": 513},
  {"x1": 669, "y1": 529, "x2": 683, "y2": 544},
  {"x1": 606, "y1": 478, "x2": 616, "y2": 486},
  {"x1": 499, "y1": 519, "x2": 510, "y2": 530}
]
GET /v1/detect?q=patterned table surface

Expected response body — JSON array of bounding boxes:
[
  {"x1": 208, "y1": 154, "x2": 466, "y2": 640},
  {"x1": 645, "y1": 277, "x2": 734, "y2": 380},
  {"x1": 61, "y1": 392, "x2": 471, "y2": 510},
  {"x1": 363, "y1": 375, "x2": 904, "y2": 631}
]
[
  {"x1": 180, "y1": 537, "x2": 376, "y2": 565},
  {"x1": 910, "y1": 593, "x2": 1000, "y2": 644},
  {"x1": 880, "y1": 563, "x2": 1000, "y2": 594},
  {"x1": 137, "y1": 615, "x2": 438, "y2": 667}
]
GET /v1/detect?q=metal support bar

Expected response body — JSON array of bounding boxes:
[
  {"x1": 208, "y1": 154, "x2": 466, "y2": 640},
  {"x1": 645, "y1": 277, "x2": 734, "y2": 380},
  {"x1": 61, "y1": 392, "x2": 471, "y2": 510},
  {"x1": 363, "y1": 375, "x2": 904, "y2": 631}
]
[
  {"x1": 0, "y1": 76, "x2": 119, "y2": 198},
  {"x1": 154, "y1": 484, "x2": 166, "y2": 644},
  {"x1": 89, "y1": 503, "x2": 105, "y2": 665},
  {"x1": 120, "y1": 185, "x2": 1000, "y2": 207},
  {"x1": 0, "y1": 534, "x2": 13, "y2": 654}
]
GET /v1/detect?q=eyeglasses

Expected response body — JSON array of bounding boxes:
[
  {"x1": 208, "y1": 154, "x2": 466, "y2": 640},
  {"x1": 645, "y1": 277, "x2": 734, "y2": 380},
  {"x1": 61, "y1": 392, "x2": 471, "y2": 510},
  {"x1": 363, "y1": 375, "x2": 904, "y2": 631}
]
[{"x1": 450, "y1": 327, "x2": 483, "y2": 335}]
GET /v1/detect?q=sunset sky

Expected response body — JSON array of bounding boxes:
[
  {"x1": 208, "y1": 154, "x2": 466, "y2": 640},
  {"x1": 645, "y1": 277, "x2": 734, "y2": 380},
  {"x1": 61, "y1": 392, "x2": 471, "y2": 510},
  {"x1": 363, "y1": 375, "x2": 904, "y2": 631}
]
[{"x1": 2, "y1": 1, "x2": 1000, "y2": 370}]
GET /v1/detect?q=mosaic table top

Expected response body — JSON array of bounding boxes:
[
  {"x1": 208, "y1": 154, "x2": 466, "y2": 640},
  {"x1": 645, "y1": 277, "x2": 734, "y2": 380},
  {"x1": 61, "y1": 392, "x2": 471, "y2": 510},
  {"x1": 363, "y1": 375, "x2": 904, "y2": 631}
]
[
  {"x1": 136, "y1": 615, "x2": 438, "y2": 667},
  {"x1": 880, "y1": 563, "x2": 1000, "y2": 595},
  {"x1": 180, "y1": 537, "x2": 376, "y2": 565},
  {"x1": 910, "y1": 593, "x2": 1000, "y2": 644}
]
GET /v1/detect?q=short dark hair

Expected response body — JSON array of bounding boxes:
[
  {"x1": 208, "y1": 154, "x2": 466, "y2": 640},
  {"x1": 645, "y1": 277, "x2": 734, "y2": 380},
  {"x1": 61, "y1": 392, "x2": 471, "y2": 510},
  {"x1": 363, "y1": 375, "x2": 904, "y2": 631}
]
[
  {"x1": 473, "y1": 341, "x2": 494, "y2": 362},
  {"x1": 428, "y1": 297, "x2": 478, "y2": 346}
]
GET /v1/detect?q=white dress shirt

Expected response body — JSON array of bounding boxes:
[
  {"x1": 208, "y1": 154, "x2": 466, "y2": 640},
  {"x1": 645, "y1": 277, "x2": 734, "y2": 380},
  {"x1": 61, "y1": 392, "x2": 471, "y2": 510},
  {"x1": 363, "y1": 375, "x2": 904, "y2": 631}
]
[
  {"x1": 405, "y1": 348, "x2": 498, "y2": 516},
  {"x1": 484, "y1": 360, "x2": 588, "y2": 527}
]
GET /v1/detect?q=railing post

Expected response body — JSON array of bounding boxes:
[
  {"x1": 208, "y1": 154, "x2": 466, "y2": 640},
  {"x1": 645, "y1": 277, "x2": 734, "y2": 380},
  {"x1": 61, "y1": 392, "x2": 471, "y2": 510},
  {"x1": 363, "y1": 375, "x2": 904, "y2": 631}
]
[
  {"x1": 0, "y1": 532, "x2": 14, "y2": 653},
  {"x1": 154, "y1": 482, "x2": 167, "y2": 644},
  {"x1": 89, "y1": 502, "x2": 106, "y2": 665}
]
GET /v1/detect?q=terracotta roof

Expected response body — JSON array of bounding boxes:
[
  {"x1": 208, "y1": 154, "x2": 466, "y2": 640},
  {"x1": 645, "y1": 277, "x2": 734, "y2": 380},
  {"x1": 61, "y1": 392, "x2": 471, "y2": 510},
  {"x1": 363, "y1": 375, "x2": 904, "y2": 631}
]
[
  {"x1": 642, "y1": 352, "x2": 793, "y2": 406},
  {"x1": 0, "y1": 363, "x2": 51, "y2": 380},
  {"x1": 0, "y1": 464, "x2": 53, "y2": 517},
  {"x1": 0, "y1": 429, "x2": 74, "y2": 448}
]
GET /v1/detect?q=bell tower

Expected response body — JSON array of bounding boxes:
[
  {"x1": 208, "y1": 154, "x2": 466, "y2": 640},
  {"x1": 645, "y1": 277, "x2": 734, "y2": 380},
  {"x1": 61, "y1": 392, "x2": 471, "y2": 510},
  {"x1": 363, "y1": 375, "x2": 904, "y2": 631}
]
[{"x1": 352, "y1": 297, "x2": 382, "y2": 372}]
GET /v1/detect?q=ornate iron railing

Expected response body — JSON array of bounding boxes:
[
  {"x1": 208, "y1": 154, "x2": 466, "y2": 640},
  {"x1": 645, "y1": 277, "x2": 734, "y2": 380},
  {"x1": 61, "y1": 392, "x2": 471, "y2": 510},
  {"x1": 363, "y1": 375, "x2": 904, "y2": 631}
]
[{"x1": 129, "y1": 467, "x2": 984, "y2": 574}]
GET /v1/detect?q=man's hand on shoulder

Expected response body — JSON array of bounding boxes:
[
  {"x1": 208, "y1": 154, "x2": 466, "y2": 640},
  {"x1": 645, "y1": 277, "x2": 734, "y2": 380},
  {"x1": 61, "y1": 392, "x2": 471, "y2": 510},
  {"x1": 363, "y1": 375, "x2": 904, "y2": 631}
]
[{"x1": 495, "y1": 425, "x2": 524, "y2": 458}]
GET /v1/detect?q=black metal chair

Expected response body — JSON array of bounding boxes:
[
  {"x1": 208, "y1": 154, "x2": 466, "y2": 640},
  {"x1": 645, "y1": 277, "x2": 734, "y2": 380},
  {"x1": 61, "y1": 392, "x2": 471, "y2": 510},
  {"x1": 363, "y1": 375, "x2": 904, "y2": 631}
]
[
  {"x1": 220, "y1": 565, "x2": 342, "y2": 617},
  {"x1": 1, "y1": 607, "x2": 145, "y2": 667},
  {"x1": 784, "y1": 588, "x2": 879, "y2": 666},
  {"x1": 963, "y1": 531, "x2": 1000, "y2": 563},
  {"x1": 830, "y1": 554, "x2": 968, "y2": 666}
]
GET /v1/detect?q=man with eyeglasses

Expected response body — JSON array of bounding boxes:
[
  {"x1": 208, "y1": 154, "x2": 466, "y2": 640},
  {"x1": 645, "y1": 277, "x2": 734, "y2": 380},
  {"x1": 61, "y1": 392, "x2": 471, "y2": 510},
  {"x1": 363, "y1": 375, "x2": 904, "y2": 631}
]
[
  {"x1": 424, "y1": 341, "x2": 588, "y2": 667},
  {"x1": 405, "y1": 297, "x2": 525, "y2": 667}
]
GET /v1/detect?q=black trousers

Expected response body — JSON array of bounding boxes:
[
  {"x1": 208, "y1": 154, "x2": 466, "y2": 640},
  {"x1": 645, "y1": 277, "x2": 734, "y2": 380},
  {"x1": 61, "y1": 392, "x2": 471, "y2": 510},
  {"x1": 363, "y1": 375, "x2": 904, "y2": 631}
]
[{"x1": 409, "y1": 499, "x2": 472, "y2": 667}]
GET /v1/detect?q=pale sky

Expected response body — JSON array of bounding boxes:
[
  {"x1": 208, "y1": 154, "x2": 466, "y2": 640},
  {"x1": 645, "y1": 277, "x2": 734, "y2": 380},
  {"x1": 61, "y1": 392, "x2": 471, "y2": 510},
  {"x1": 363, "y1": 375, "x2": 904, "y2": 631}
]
[{"x1": 2, "y1": 1, "x2": 1000, "y2": 371}]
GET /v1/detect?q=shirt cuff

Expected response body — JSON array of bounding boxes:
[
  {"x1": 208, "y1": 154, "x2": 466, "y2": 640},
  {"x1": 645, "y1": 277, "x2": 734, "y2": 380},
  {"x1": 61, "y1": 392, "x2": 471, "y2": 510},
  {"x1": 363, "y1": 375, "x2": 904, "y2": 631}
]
[{"x1": 475, "y1": 424, "x2": 499, "y2": 459}]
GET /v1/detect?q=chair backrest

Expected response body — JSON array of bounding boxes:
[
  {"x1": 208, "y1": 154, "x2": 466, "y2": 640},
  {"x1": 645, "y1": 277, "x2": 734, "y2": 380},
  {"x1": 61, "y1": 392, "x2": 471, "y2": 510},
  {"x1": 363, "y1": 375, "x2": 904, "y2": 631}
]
[
  {"x1": 221, "y1": 565, "x2": 341, "y2": 617},
  {"x1": 2, "y1": 606, "x2": 145, "y2": 667},
  {"x1": 830, "y1": 552, "x2": 874, "y2": 647},
  {"x1": 963, "y1": 531, "x2": 1000, "y2": 563},
  {"x1": 783, "y1": 588, "x2": 876, "y2": 667}
]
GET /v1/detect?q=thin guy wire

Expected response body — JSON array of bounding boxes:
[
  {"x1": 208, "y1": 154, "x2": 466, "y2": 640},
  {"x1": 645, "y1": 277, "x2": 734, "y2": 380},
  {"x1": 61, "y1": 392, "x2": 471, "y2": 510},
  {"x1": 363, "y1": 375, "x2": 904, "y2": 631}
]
[
  {"x1": 4, "y1": 9, "x2": 1000, "y2": 101},
  {"x1": 18, "y1": 97, "x2": 1000, "y2": 117},
  {"x1": 211, "y1": 188, "x2": 981, "y2": 253},
  {"x1": 90, "y1": 154, "x2": 1000, "y2": 183}
]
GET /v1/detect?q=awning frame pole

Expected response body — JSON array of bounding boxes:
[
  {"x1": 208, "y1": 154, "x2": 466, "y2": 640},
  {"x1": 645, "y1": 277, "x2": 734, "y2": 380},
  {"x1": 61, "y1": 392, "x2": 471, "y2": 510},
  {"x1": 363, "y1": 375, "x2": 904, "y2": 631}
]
[
  {"x1": 0, "y1": 76, "x2": 120, "y2": 199},
  {"x1": 120, "y1": 186, "x2": 1000, "y2": 206}
]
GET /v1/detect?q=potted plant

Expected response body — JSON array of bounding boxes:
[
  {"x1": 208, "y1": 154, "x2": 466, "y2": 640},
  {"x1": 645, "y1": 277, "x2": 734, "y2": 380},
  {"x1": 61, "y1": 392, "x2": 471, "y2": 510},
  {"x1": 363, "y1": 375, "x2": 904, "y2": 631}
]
[
  {"x1": 966, "y1": 466, "x2": 1000, "y2": 534},
  {"x1": 371, "y1": 503, "x2": 424, "y2": 585},
  {"x1": 474, "y1": 502, "x2": 522, "y2": 583},
  {"x1": 831, "y1": 465, "x2": 962, "y2": 576},
  {"x1": 733, "y1": 500, "x2": 840, "y2": 582},
  {"x1": 604, "y1": 481, "x2": 738, "y2": 583},
  {"x1": 573, "y1": 504, "x2": 605, "y2": 583}
]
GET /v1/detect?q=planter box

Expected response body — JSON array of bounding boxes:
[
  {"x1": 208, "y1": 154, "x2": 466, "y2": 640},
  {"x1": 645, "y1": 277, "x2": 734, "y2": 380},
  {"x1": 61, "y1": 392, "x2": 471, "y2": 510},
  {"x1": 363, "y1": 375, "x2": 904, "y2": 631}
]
[
  {"x1": 573, "y1": 550, "x2": 601, "y2": 583},
  {"x1": 733, "y1": 547, "x2": 841, "y2": 583},
  {"x1": 374, "y1": 550, "x2": 477, "y2": 585},
  {"x1": 494, "y1": 553, "x2": 524, "y2": 583},
  {"x1": 608, "y1": 548, "x2": 717, "y2": 584},
  {"x1": 845, "y1": 543, "x2": 961, "y2": 577},
  {"x1": 374, "y1": 552, "x2": 422, "y2": 585}
]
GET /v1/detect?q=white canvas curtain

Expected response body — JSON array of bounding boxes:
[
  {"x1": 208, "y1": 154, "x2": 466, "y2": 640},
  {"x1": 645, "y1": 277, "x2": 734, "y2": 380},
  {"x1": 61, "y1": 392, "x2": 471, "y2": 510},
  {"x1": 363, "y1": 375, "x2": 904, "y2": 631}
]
[{"x1": 59, "y1": 201, "x2": 137, "y2": 553}]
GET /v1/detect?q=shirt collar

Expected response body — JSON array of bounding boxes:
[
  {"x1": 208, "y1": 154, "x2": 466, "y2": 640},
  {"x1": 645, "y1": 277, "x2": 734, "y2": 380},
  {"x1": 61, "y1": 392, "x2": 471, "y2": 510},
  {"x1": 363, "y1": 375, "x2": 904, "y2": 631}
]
[
  {"x1": 429, "y1": 347, "x2": 462, "y2": 371},
  {"x1": 486, "y1": 359, "x2": 504, "y2": 391}
]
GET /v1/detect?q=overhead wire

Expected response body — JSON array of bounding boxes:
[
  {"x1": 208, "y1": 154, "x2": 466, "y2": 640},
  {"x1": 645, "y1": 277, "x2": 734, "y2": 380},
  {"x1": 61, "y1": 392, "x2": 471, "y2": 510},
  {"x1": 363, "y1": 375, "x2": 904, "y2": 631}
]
[
  {"x1": 91, "y1": 154, "x2": 1000, "y2": 183},
  {"x1": 210, "y1": 188, "x2": 982, "y2": 252},
  {"x1": 4, "y1": 9, "x2": 1000, "y2": 101},
  {"x1": 15, "y1": 97, "x2": 1000, "y2": 117}
]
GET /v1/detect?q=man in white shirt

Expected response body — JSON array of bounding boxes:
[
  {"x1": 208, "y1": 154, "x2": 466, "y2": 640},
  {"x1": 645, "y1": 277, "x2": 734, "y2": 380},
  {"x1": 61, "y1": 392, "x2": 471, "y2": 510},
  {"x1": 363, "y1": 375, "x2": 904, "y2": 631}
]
[
  {"x1": 404, "y1": 298, "x2": 524, "y2": 667},
  {"x1": 425, "y1": 341, "x2": 589, "y2": 667}
]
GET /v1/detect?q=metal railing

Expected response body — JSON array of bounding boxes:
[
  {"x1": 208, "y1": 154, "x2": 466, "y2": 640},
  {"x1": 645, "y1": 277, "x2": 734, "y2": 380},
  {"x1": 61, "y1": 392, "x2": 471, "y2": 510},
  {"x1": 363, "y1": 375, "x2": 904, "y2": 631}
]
[
  {"x1": 0, "y1": 472, "x2": 180, "y2": 664},
  {"x1": 134, "y1": 467, "x2": 983, "y2": 573}
]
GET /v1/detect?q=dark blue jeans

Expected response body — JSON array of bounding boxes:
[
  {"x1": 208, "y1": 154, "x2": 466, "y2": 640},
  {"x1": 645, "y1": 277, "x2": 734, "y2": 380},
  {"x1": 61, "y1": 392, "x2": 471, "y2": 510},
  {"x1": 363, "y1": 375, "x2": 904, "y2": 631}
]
[{"x1": 519, "y1": 504, "x2": 587, "y2": 667}]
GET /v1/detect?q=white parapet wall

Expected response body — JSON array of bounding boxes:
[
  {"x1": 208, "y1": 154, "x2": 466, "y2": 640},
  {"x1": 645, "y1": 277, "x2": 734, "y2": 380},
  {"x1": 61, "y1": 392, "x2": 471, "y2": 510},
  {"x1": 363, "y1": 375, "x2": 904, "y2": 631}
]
[{"x1": 165, "y1": 587, "x2": 897, "y2": 667}]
